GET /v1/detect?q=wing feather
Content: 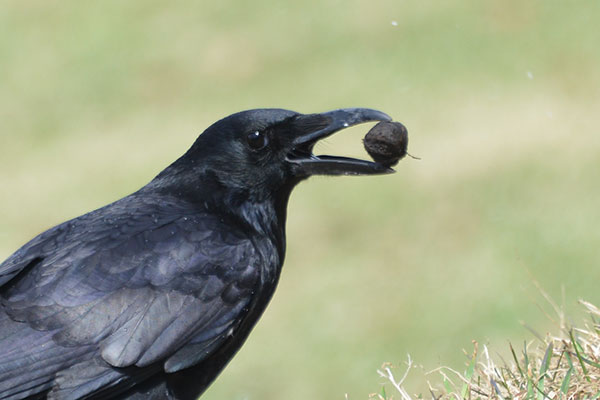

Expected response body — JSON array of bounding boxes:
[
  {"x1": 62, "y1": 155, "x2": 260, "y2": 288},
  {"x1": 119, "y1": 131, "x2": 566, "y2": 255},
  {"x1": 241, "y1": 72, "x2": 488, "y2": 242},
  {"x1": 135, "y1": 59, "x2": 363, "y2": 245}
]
[{"x1": 0, "y1": 194, "x2": 263, "y2": 399}]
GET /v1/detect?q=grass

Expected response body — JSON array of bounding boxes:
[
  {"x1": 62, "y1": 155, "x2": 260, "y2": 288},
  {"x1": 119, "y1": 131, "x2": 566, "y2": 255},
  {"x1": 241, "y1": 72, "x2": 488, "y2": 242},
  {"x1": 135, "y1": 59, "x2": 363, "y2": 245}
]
[
  {"x1": 1, "y1": 1, "x2": 599, "y2": 399},
  {"x1": 374, "y1": 297, "x2": 600, "y2": 400}
]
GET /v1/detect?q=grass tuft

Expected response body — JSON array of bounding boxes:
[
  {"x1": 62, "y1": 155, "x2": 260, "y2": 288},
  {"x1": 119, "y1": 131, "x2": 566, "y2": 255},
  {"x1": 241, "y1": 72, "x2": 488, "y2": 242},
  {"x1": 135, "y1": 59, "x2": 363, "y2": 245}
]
[{"x1": 375, "y1": 299, "x2": 600, "y2": 400}]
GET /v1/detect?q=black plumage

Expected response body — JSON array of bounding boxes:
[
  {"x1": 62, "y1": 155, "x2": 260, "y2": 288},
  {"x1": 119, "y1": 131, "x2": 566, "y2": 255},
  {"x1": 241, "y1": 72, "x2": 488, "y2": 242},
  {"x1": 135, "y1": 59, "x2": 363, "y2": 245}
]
[{"x1": 0, "y1": 108, "x2": 394, "y2": 399}]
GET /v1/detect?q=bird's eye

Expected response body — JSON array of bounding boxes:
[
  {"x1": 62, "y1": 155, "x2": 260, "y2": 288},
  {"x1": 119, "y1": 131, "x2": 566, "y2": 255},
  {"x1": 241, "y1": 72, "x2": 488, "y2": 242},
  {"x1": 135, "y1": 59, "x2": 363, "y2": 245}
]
[{"x1": 247, "y1": 131, "x2": 269, "y2": 150}]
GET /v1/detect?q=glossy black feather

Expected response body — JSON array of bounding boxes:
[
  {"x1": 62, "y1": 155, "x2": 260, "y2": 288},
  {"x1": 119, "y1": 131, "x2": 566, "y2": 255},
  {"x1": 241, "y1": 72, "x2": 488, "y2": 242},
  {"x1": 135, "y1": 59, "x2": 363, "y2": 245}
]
[
  {"x1": 0, "y1": 190, "x2": 273, "y2": 399},
  {"x1": 0, "y1": 108, "x2": 393, "y2": 399}
]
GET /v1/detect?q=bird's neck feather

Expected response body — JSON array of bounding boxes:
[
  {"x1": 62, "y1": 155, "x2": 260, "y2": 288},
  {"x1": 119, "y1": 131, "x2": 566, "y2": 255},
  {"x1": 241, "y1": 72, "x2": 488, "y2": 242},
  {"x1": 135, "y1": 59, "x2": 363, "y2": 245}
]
[
  {"x1": 146, "y1": 163, "x2": 296, "y2": 259},
  {"x1": 223, "y1": 185, "x2": 293, "y2": 261}
]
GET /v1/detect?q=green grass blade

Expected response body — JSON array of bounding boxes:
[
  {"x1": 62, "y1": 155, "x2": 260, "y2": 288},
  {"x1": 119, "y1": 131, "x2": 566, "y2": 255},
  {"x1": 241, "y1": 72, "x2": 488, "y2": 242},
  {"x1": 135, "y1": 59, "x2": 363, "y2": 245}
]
[
  {"x1": 540, "y1": 342, "x2": 553, "y2": 376},
  {"x1": 581, "y1": 356, "x2": 600, "y2": 369},
  {"x1": 510, "y1": 343, "x2": 525, "y2": 378},
  {"x1": 569, "y1": 329, "x2": 590, "y2": 382},
  {"x1": 566, "y1": 351, "x2": 574, "y2": 370},
  {"x1": 535, "y1": 342, "x2": 553, "y2": 400},
  {"x1": 560, "y1": 367, "x2": 573, "y2": 395},
  {"x1": 527, "y1": 377, "x2": 534, "y2": 400},
  {"x1": 443, "y1": 377, "x2": 452, "y2": 394},
  {"x1": 523, "y1": 341, "x2": 530, "y2": 372},
  {"x1": 461, "y1": 353, "x2": 476, "y2": 398}
]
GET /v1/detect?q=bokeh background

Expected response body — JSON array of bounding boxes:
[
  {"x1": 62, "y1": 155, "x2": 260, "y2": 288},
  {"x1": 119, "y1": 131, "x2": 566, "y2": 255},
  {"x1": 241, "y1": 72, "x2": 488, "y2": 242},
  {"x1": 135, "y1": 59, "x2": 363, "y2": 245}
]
[{"x1": 1, "y1": 1, "x2": 599, "y2": 398}]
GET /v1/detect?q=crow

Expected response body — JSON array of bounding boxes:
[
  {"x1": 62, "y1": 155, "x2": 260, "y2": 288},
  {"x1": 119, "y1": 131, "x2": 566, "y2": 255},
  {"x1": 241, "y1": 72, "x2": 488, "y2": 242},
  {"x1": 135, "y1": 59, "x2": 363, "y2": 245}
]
[{"x1": 0, "y1": 108, "x2": 394, "y2": 399}]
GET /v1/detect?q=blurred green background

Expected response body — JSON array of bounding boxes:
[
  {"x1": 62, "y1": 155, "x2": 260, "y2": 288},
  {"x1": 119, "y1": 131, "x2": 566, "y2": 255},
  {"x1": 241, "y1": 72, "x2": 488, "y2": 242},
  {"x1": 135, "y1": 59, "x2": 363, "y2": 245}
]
[{"x1": 1, "y1": 0, "x2": 599, "y2": 398}]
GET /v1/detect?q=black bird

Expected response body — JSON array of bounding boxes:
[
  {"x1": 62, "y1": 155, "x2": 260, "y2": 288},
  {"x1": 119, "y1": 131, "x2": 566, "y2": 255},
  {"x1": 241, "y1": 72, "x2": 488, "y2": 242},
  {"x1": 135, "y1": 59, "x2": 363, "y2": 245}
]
[{"x1": 0, "y1": 108, "x2": 394, "y2": 399}]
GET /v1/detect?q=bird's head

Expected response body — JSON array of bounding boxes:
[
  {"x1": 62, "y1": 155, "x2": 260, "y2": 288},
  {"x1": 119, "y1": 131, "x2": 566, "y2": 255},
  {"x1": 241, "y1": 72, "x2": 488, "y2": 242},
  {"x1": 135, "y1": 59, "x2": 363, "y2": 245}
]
[{"x1": 152, "y1": 108, "x2": 394, "y2": 209}]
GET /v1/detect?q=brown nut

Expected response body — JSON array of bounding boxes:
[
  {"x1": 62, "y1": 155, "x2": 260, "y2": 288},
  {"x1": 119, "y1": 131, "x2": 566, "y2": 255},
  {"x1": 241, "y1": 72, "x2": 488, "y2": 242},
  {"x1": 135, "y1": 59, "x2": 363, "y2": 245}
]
[{"x1": 363, "y1": 121, "x2": 408, "y2": 167}]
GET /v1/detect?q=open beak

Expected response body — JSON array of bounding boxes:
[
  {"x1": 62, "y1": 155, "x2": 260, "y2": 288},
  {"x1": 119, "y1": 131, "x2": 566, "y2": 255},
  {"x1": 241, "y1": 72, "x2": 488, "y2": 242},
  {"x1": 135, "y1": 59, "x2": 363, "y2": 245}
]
[{"x1": 286, "y1": 108, "x2": 395, "y2": 176}]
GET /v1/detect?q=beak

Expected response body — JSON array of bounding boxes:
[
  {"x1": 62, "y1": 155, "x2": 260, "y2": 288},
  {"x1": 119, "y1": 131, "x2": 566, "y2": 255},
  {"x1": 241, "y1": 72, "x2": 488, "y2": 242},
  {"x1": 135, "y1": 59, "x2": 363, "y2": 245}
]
[{"x1": 286, "y1": 108, "x2": 395, "y2": 176}]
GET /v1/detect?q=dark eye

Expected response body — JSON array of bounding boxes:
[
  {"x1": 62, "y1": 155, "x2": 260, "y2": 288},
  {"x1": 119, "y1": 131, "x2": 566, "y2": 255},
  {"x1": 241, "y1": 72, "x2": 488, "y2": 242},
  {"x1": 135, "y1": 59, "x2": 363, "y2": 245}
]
[{"x1": 247, "y1": 131, "x2": 269, "y2": 150}]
